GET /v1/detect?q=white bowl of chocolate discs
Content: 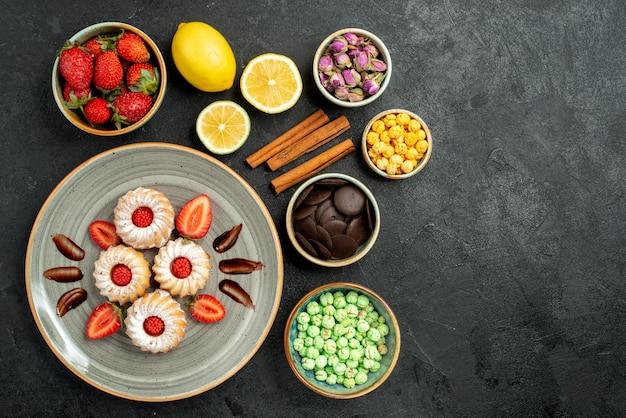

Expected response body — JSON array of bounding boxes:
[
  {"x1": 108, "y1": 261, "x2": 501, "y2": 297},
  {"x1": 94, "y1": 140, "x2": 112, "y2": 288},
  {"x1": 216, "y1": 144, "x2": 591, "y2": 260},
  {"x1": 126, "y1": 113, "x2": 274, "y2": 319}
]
[{"x1": 285, "y1": 173, "x2": 380, "y2": 267}]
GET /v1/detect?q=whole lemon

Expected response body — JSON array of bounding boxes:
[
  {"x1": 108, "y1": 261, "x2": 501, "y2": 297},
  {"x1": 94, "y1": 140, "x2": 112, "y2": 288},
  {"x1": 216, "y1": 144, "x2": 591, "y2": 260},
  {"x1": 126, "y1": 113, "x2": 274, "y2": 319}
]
[{"x1": 171, "y1": 22, "x2": 236, "y2": 92}]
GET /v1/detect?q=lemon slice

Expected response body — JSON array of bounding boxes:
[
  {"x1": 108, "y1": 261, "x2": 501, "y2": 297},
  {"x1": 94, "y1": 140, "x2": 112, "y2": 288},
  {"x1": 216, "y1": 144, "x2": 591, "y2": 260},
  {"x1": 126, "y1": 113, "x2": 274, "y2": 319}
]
[
  {"x1": 196, "y1": 100, "x2": 251, "y2": 155},
  {"x1": 240, "y1": 53, "x2": 303, "y2": 114}
]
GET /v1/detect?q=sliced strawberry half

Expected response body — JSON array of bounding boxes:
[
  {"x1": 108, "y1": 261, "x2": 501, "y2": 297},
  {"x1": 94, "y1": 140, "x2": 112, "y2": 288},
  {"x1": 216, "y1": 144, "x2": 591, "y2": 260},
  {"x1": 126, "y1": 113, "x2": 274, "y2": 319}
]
[
  {"x1": 176, "y1": 194, "x2": 212, "y2": 239},
  {"x1": 89, "y1": 220, "x2": 121, "y2": 250},
  {"x1": 86, "y1": 301, "x2": 123, "y2": 340},
  {"x1": 187, "y1": 294, "x2": 225, "y2": 323}
]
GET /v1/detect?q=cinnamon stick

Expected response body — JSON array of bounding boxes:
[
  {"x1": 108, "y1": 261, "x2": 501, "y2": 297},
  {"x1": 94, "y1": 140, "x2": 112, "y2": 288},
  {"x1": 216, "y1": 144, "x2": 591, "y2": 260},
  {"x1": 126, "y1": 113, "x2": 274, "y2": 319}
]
[
  {"x1": 266, "y1": 115, "x2": 351, "y2": 171},
  {"x1": 271, "y1": 139, "x2": 355, "y2": 194},
  {"x1": 245, "y1": 109, "x2": 329, "y2": 168}
]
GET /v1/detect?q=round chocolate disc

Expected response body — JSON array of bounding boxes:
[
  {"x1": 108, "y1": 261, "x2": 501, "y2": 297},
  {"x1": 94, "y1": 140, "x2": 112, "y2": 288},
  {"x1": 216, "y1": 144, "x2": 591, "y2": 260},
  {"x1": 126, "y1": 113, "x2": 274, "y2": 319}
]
[
  {"x1": 330, "y1": 234, "x2": 358, "y2": 259},
  {"x1": 294, "y1": 184, "x2": 313, "y2": 209},
  {"x1": 323, "y1": 219, "x2": 347, "y2": 237},
  {"x1": 295, "y1": 232, "x2": 317, "y2": 257},
  {"x1": 302, "y1": 187, "x2": 333, "y2": 206},
  {"x1": 293, "y1": 203, "x2": 317, "y2": 220},
  {"x1": 315, "y1": 178, "x2": 349, "y2": 187},
  {"x1": 293, "y1": 216, "x2": 317, "y2": 239},
  {"x1": 309, "y1": 239, "x2": 332, "y2": 260},
  {"x1": 346, "y1": 215, "x2": 369, "y2": 245},
  {"x1": 315, "y1": 225, "x2": 333, "y2": 249},
  {"x1": 333, "y1": 185, "x2": 366, "y2": 217},
  {"x1": 318, "y1": 205, "x2": 345, "y2": 225},
  {"x1": 315, "y1": 198, "x2": 334, "y2": 223}
]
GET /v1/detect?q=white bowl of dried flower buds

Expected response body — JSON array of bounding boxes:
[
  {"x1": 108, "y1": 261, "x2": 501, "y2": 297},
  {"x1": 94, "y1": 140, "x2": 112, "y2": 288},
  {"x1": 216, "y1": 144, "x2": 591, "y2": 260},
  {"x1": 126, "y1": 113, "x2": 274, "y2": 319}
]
[{"x1": 313, "y1": 28, "x2": 392, "y2": 108}]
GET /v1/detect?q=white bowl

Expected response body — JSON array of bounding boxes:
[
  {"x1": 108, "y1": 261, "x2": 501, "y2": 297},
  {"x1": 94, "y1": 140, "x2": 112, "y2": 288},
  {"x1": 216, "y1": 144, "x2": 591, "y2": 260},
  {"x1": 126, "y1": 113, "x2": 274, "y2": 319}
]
[
  {"x1": 362, "y1": 108, "x2": 433, "y2": 179},
  {"x1": 313, "y1": 28, "x2": 392, "y2": 108}
]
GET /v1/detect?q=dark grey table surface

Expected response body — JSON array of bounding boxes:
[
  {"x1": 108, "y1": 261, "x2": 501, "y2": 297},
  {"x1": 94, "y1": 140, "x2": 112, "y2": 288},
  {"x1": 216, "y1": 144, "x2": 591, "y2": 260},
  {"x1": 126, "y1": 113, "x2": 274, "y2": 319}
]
[{"x1": 2, "y1": 1, "x2": 625, "y2": 416}]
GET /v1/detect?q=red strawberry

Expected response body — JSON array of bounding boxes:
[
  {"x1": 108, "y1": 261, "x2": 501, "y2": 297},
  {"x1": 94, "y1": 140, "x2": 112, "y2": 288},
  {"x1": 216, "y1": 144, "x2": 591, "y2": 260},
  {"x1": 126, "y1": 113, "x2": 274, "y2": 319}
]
[
  {"x1": 84, "y1": 38, "x2": 103, "y2": 57},
  {"x1": 89, "y1": 220, "x2": 122, "y2": 250},
  {"x1": 58, "y1": 44, "x2": 93, "y2": 90},
  {"x1": 187, "y1": 294, "x2": 225, "y2": 323},
  {"x1": 93, "y1": 50, "x2": 124, "y2": 91},
  {"x1": 111, "y1": 92, "x2": 153, "y2": 128},
  {"x1": 176, "y1": 194, "x2": 212, "y2": 239},
  {"x1": 143, "y1": 316, "x2": 165, "y2": 336},
  {"x1": 171, "y1": 257, "x2": 192, "y2": 278},
  {"x1": 84, "y1": 97, "x2": 112, "y2": 125},
  {"x1": 62, "y1": 81, "x2": 91, "y2": 109},
  {"x1": 126, "y1": 62, "x2": 159, "y2": 95},
  {"x1": 116, "y1": 32, "x2": 150, "y2": 63},
  {"x1": 110, "y1": 264, "x2": 132, "y2": 286},
  {"x1": 86, "y1": 302, "x2": 123, "y2": 340}
]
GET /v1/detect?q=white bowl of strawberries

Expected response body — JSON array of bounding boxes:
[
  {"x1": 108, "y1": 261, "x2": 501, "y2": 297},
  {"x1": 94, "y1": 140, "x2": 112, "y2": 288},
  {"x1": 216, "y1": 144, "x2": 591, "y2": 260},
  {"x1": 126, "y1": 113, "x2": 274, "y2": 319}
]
[{"x1": 52, "y1": 22, "x2": 167, "y2": 136}]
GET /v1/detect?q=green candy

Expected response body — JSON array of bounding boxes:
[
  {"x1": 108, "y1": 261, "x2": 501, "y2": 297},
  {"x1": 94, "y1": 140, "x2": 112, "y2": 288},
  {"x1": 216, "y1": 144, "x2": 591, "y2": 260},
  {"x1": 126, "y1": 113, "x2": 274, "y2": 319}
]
[
  {"x1": 323, "y1": 339, "x2": 337, "y2": 355},
  {"x1": 356, "y1": 294, "x2": 369, "y2": 308},
  {"x1": 325, "y1": 373, "x2": 338, "y2": 385},
  {"x1": 301, "y1": 357, "x2": 315, "y2": 370},
  {"x1": 320, "y1": 292, "x2": 334, "y2": 306},
  {"x1": 346, "y1": 291, "x2": 358, "y2": 304},
  {"x1": 315, "y1": 355, "x2": 328, "y2": 370},
  {"x1": 315, "y1": 369, "x2": 328, "y2": 382},
  {"x1": 321, "y1": 315, "x2": 336, "y2": 329},
  {"x1": 354, "y1": 370, "x2": 368, "y2": 385},
  {"x1": 293, "y1": 338, "x2": 304, "y2": 351},
  {"x1": 307, "y1": 325, "x2": 320, "y2": 338},
  {"x1": 297, "y1": 312, "x2": 310, "y2": 324},
  {"x1": 306, "y1": 301, "x2": 320, "y2": 315}
]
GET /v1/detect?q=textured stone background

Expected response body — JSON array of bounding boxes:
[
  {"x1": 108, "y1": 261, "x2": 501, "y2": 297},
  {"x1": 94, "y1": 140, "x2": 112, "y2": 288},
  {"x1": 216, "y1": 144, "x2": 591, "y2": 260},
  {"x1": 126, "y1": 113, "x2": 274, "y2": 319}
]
[{"x1": 1, "y1": 0, "x2": 625, "y2": 416}]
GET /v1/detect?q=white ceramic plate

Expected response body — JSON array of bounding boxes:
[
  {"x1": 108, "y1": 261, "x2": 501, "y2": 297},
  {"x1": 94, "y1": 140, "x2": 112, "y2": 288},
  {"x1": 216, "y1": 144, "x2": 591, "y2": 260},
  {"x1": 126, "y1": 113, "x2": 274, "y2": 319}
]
[{"x1": 25, "y1": 143, "x2": 283, "y2": 401}]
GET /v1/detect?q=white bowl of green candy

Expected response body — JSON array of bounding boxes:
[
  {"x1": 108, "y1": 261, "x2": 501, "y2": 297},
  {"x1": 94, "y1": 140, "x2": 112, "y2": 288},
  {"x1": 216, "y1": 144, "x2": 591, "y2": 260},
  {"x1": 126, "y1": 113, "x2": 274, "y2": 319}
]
[{"x1": 283, "y1": 282, "x2": 401, "y2": 399}]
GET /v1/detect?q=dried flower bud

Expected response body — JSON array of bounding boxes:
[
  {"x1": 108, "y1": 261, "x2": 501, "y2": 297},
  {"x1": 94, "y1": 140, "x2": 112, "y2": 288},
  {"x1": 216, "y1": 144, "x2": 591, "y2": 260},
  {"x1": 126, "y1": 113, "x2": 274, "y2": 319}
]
[
  {"x1": 318, "y1": 55, "x2": 334, "y2": 72},
  {"x1": 334, "y1": 86, "x2": 350, "y2": 101},
  {"x1": 348, "y1": 46, "x2": 362, "y2": 59},
  {"x1": 363, "y1": 44, "x2": 379, "y2": 58},
  {"x1": 319, "y1": 72, "x2": 331, "y2": 90},
  {"x1": 334, "y1": 52, "x2": 351, "y2": 68},
  {"x1": 369, "y1": 71, "x2": 386, "y2": 84},
  {"x1": 362, "y1": 78, "x2": 380, "y2": 95},
  {"x1": 348, "y1": 87, "x2": 365, "y2": 102},
  {"x1": 354, "y1": 50, "x2": 370, "y2": 72},
  {"x1": 343, "y1": 32, "x2": 359, "y2": 45},
  {"x1": 342, "y1": 69, "x2": 361, "y2": 88},
  {"x1": 329, "y1": 36, "x2": 348, "y2": 54},
  {"x1": 328, "y1": 72, "x2": 345, "y2": 88},
  {"x1": 369, "y1": 58, "x2": 387, "y2": 72}
]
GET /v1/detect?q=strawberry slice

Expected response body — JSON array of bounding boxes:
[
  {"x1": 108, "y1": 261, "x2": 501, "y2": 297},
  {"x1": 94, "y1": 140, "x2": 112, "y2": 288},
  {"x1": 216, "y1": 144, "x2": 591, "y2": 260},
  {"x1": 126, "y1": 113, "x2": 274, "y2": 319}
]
[
  {"x1": 188, "y1": 294, "x2": 225, "y2": 323},
  {"x1": 89, "y1": 220, "x2": 121, "y2": 250},
  {"x1": 86, "y1": 302, "x2": 122, "y2": 340},
  {"x1": 176, "y1": 194, "x2": 212, "y2": 239}
]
